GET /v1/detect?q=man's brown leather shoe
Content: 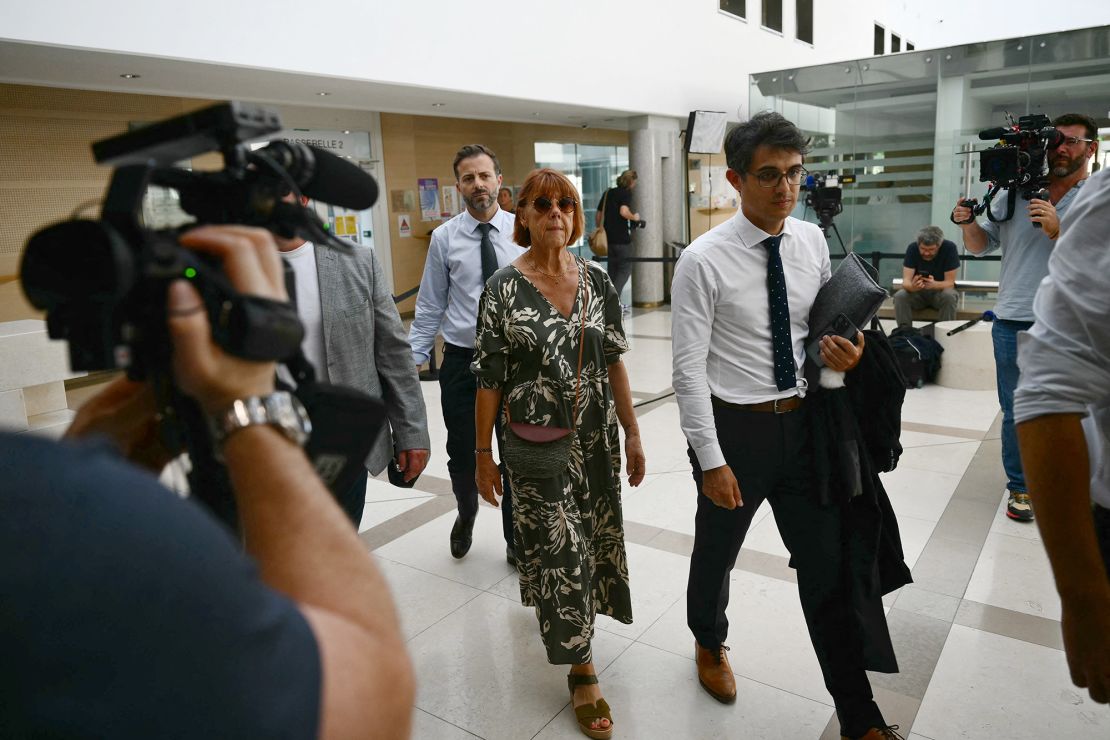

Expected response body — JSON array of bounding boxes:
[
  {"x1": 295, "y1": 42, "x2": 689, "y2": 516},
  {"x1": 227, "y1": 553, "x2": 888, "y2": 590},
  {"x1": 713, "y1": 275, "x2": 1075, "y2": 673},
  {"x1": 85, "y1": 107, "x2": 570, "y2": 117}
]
[{"x1": 695, "y1": 642, "x2": 736, "y2": 704}]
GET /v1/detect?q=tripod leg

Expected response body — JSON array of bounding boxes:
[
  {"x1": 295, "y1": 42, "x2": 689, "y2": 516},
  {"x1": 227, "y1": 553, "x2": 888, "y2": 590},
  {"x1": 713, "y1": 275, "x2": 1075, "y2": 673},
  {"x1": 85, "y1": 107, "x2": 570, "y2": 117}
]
[{"x1": 830, "y1": 222, "x2": 848, "y2": 257}]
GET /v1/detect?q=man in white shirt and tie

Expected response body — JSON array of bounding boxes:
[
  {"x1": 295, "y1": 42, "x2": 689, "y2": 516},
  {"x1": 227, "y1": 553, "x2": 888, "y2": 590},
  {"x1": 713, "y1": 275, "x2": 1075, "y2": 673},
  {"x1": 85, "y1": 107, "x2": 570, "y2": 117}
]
[
  {"x1": 409, "y1": 144, "x2": 525, "y2": 561},
  {"x1": 672, "y1": 113, "x2": 897, "y2": 740}
]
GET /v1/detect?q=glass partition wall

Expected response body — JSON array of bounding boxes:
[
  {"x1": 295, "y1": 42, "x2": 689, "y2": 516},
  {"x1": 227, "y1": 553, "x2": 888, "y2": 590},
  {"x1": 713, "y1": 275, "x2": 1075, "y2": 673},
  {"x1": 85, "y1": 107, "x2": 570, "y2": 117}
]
[
  {"x1": 534, "y1": 142, "x2": 629, "y2": 253},
  {"x1": 749, "y1": 25, "x2": 1110, "y2": 286}
]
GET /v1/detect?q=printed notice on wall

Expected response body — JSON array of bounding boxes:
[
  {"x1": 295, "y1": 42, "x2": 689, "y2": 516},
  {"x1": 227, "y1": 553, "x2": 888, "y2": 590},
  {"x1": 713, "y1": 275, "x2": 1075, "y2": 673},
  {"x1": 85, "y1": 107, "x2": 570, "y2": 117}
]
[
  {"x1": 398, "y1": 214, "x2": 412, "y2": 238},
  {"x1": 418, "y1": 178, "x2": 440, "y2": 220},
  {"x1": 441, "y1": 186, "x2": 459, "y2": 217},
  {"x1": 391, "y1": 189, "x2": 416, "y2": 212}
]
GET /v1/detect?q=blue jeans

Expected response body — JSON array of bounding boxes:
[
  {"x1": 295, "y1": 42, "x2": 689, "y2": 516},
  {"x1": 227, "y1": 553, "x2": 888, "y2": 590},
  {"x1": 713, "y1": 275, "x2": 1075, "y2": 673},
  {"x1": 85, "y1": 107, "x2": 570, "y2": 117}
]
[{"x1": 992, "y1": 319, "x2": 1033, "y2": 493}]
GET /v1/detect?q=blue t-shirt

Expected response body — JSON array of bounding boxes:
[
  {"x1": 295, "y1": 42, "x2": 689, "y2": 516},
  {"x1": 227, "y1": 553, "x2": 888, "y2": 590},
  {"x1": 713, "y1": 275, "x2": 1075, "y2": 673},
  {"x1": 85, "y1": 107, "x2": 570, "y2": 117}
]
[
  {"x1": 0, "y1": 432, "x2": 321, "y2": 739},
  {"x1": 976, "y1": 181, "x2": 1086, "y2": 321}
]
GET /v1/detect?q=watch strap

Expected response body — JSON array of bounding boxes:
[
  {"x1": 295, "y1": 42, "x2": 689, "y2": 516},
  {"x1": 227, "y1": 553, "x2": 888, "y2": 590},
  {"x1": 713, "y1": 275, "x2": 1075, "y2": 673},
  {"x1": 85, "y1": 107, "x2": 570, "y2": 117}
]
[{"x1": 210, "y1": 391, "x2": 312, "y2": 456}]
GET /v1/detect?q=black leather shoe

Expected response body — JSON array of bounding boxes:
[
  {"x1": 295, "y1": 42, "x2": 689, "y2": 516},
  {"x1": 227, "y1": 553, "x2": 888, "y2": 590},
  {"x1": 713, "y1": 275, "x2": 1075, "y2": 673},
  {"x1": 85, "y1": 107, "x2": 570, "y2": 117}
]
[
  {"x1": 506, "y1": 545, "x2": 516, "y2": 566},
  {"x1": 450, "y1": 513, "x2": 476, "y2": 559}
]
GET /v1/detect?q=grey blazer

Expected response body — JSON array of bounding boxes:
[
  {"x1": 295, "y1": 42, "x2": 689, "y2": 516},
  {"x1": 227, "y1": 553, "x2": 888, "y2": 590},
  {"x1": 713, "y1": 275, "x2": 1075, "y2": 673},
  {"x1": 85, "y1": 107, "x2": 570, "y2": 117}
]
[{"x1": 315, "y1": 242, "x2": 430, "y2": 475}]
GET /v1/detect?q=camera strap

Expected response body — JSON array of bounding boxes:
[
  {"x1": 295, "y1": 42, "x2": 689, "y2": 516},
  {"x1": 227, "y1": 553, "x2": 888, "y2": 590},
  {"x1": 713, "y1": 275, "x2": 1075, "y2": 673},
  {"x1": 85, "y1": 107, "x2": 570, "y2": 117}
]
[{"x1": 984, "y1": 186, "x2": 1017, "y2": 223}]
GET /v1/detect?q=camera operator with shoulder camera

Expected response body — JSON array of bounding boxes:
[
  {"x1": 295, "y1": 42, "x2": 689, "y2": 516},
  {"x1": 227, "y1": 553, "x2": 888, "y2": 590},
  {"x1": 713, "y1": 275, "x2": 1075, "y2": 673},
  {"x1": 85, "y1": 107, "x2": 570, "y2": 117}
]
[
  {"x1": 951, "y1": 112, "x2": 1098, "y2": 525},
  {"x1": 0, "y1": 226, "x2": 414, "y2": 739}
]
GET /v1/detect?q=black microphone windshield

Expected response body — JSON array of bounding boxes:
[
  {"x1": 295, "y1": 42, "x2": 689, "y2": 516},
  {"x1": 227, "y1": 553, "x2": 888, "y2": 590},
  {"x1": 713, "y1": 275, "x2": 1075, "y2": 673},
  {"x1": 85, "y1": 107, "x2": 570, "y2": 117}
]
[
  {"x1": 978, "y1": 127, "x2": 1010, "y2": 140},
  {"x1": 260, "y1": 141, "x2": 378, "y2": 211}
]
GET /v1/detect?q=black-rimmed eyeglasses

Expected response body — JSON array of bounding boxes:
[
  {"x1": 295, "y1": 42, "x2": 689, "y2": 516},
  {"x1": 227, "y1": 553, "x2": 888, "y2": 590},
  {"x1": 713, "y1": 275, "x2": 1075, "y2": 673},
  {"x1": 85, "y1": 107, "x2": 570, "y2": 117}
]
[{"x1": 746, "y1": 167, "x2": 809, "y2": 188}]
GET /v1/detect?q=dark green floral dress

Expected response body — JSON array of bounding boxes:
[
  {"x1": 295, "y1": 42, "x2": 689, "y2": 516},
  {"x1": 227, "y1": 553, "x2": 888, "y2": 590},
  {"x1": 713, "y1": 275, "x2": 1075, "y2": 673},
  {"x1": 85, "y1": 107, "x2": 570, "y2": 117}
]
[{"x1": 472, "y1": 258, "x2": 632, "y2": 664}]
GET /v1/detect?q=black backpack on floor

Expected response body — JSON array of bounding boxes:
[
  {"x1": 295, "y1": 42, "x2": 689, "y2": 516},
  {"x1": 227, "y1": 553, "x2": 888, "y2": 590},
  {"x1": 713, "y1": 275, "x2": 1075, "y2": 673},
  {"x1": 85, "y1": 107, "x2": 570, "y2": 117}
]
[{"x1": 889, "y1": 327, "x2": 943, "y2": 389}]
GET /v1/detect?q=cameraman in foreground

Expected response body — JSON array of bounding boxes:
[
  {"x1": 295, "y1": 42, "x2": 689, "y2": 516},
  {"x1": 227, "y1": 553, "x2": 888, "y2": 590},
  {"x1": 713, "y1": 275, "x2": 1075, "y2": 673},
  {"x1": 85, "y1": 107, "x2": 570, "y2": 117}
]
[
  {"x1": 0, "y1": 225, "x2": 414, "y2": 739},
  {"x1": 951, "y1": 112, "x2": 1098, "y2": 525}
]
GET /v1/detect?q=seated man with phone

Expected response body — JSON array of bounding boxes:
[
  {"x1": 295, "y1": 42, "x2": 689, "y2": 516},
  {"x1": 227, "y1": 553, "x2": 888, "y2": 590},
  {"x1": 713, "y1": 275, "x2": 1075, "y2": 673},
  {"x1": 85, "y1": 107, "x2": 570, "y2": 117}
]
[{"x1": 892, "y1": 225, "x2": 960, "y2": 329}]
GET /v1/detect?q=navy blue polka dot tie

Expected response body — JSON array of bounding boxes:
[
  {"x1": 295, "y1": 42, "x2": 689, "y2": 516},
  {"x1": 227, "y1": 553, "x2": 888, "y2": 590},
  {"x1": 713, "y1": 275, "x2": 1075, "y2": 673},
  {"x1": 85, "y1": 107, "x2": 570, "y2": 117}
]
[{"x1": 764, "y1": 235, "x2": 797, "y2": 392}]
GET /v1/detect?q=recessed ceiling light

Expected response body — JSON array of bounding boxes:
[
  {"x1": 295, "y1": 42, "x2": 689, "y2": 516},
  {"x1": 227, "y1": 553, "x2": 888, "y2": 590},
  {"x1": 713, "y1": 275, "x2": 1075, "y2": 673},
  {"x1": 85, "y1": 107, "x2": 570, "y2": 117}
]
[
  {"x1": 119, "y1": 73, "x2": 141, "y2": 79},
  {"x1": 431, "y1": 102, "x2": 445, "y2": 108},
  {"x1": 316, "y1": 91, "x2": 330, "y2": 96},
  {"x1": 342, "y1": 129, "x2": 351, "y2": 134}
]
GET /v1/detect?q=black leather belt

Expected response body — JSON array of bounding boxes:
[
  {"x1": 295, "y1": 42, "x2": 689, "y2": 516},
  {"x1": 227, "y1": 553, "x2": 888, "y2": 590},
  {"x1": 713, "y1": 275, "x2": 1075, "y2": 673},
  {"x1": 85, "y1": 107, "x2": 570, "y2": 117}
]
[
  {"x1": 442, "y1": 343, "x2": 474, "y2": 355},
  {"x1": 711, "y1": 394, "x2": 803, "y2": 414}
]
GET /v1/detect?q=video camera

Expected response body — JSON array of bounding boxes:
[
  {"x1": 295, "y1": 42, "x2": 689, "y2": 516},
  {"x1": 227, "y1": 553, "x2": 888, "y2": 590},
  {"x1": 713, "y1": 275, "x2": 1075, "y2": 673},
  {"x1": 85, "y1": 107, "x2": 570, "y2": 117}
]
[
  {"x1": 952, "y1": 113, "x2": 1065, "y2": 227},
  {"x1": 801, "y1": 171, "x2": 856, "y2": 237},
  {"x1": 20, "y1": 101, "x2": 385, "y2": 528}
]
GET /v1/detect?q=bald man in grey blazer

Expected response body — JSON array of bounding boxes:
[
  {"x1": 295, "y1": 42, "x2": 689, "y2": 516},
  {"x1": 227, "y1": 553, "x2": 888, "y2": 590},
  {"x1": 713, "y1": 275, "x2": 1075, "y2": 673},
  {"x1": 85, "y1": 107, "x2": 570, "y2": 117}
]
[{"x1": 278, "y1": 196, "x2": 430, "y2": 525}]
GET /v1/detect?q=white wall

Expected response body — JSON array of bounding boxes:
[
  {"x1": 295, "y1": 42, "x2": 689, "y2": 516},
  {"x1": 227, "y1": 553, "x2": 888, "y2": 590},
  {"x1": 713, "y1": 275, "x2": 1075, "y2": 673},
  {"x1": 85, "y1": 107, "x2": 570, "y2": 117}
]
[
  {"x1": 879, "y1": 0, "x2": 1110, "y2": 50},
  {"x1": 3, "y1": 0, "x2": 883, "y2": 121}
]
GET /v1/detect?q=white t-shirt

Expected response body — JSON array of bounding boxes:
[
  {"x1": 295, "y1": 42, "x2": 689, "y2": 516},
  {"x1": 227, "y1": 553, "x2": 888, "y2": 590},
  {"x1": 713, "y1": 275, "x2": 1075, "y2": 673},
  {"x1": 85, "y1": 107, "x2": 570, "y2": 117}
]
[{"x1": 279, "y1": 241, "x2": 330, "y2": 384}]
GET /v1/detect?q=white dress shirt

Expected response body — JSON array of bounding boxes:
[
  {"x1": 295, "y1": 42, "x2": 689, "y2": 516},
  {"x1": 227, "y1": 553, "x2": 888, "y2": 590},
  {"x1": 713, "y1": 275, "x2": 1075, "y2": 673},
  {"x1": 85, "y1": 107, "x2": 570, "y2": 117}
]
[
  {"x1": 671, "y1": 210, "x2": 831, "y2": 470},
  {"x1": 408, "y1": 206, "x2": 524, "y2": 364},
  {"x1": 279, "y1": 241, "x2": 329, "y2": 383},
  {"x1": 1014, "y1": 169, "x2": 1110, "y2": 508}
]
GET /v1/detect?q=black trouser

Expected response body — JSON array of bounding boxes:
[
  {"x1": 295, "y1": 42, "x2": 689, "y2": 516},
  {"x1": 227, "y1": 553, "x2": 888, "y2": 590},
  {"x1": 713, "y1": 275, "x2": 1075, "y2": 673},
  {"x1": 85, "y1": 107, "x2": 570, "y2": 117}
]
[
  {"x1": 439, "y1": 344, "x2": 513, "y2": 544},
  {"x1": 335, "y1": 471, "x2": 369, "y2": 528},
  {"x1": 606, "y1": 241, "x2": 633, "y2": 299},
  {"x1": 686, "y1": 403, "x2": 884, "y2": 738}
]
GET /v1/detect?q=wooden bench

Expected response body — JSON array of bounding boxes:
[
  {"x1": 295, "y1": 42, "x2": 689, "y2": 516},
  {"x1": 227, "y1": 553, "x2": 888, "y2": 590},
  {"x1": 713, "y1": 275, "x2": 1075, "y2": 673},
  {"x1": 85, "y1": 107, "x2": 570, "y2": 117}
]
[{"x1": 877, "y1": 279, "x2": 999, "y2": 322}]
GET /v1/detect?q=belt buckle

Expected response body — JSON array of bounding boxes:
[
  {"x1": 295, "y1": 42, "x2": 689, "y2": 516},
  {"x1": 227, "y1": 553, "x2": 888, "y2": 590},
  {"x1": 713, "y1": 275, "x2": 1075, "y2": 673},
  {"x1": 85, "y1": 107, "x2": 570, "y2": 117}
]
[{"x1": 773, "y1": 397, "x2": 792, "y2": 414}]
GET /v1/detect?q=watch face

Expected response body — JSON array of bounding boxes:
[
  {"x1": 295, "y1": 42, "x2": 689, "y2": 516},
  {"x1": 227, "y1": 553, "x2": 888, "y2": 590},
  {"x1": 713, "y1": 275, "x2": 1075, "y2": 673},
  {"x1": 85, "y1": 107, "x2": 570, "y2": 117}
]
[{"x1": 268, "y1": 392, "x2": 312, "y2": 446}]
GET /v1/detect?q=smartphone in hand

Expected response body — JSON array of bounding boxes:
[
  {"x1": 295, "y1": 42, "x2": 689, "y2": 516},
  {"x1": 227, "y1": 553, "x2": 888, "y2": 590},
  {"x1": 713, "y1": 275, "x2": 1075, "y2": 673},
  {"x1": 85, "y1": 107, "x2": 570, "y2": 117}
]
[{"x1": 806, "y1": 313, "x2": 859, "y2": 367}]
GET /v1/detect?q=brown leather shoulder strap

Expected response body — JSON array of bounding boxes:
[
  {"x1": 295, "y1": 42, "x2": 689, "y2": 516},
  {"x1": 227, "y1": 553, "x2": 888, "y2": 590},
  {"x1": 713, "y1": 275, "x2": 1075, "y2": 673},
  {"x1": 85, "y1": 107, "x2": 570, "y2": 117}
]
[{"x1": 571, "y1": 259, "x2": 590, "y2": 423}]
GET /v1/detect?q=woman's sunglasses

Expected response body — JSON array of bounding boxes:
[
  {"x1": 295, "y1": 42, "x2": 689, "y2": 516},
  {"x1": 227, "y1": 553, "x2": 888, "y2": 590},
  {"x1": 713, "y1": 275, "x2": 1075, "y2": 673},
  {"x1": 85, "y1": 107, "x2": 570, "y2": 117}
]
[{"x1": 531, "y1": 196, "x2": 578, "y2": 214}]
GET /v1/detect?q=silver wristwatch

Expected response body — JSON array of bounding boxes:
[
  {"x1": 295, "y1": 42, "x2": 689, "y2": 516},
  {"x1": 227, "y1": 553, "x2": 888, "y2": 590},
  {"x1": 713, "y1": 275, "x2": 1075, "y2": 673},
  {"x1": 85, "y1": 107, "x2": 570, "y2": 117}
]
[{"x1": 210, "y1": 391, "x2": 312, "y2": 454}]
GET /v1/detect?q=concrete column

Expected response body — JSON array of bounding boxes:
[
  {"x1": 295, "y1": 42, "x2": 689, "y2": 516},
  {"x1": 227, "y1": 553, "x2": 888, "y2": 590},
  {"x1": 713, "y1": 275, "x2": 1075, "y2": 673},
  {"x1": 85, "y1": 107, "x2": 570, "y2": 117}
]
[
  {"x1": 628, "y1": 115, "x2": 683, "y2": 307},
  {"x1": 931, "y1": 74, "x2": 993, "y2": 279}
]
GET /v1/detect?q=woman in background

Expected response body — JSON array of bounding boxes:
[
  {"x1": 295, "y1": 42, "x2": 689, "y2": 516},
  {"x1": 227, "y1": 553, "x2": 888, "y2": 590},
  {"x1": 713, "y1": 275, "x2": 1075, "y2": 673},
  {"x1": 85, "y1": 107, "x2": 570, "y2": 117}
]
[{"x1": 595, "y1": 169, "x2": 640, "y2": 310}]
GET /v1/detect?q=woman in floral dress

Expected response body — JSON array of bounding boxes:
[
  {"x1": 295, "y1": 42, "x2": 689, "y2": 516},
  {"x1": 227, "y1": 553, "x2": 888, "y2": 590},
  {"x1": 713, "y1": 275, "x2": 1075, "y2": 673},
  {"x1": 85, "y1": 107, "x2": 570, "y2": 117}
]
[{"x1": 473, "y1": 168, "x2": 645, "y2": 739}]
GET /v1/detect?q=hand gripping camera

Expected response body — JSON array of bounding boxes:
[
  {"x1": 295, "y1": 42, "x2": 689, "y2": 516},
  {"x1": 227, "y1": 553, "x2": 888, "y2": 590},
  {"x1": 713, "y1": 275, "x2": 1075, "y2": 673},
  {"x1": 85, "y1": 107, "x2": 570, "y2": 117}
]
[
  {"x1": 20, "y1": 102, "x2": 386, "y2": 528},
  {"x1": 952, "y1": 113, "x2": 1065, "y2": 228}
]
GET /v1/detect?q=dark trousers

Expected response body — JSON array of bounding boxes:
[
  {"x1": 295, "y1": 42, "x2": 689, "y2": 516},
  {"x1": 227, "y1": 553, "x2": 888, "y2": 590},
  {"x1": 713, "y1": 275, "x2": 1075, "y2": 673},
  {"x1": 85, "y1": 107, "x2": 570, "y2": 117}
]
[
  {"x1": 686, "y1": 403, "x2": 884, "y2": 737},
  {"x1": 606, "y1": 241, "x2": 633, "y2": 299},
  {"x1": 335, "y1": 471, "x2": 369, "y2": 528},
  {"x1": 440, "y1": 344, "x2": 513, "y2": 544}
]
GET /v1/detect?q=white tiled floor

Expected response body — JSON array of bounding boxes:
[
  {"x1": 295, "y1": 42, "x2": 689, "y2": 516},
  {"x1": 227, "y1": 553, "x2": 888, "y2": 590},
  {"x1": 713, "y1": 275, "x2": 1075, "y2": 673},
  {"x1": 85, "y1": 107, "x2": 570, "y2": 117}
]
[
  {"x1": 359, "y1": 307, "x2": 1108, "y2": 739},
  {"x1": 913, "y1": 625, "x2": 1107, "y2": 738}
]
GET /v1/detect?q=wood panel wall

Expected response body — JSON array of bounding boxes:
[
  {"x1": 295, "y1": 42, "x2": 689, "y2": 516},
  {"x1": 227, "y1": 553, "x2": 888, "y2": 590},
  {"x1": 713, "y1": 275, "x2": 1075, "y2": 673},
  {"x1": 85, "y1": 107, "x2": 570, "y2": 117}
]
[{"x1": 380, "y1": 114, "x2": 628, "y2": 313}]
